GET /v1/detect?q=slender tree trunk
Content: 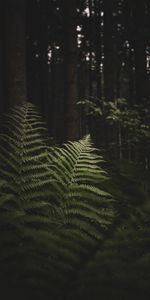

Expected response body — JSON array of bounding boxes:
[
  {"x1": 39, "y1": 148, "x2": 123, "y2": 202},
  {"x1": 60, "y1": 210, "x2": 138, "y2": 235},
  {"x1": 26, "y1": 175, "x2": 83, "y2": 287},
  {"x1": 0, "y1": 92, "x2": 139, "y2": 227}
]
[
  {"x1": 63, "y1": 0, "x2": 79, "y2": 141},
  {"x1": 103, "y1": 0, "x2": 115, "y2": 151},
  {"x1": 94, "y1": 0, "x2": 102, "y2": 99},
  {"x1": 103, "y1": 0, "x2": 115, "y2": 100},
  {"x1": 4, "y1": 0, "x2": 27, "y2": 106},
  {"x1": 26, "y1": 0, "x2": 38, "y2": 105},
  {"x1": 118, "y1": 124, "x2": 122, "y2": 161},
  {"x1": 128, "y1": 47, "x2": 136, "y2": 105},
  {"x1": 132, "y1": 0, "x2": 147, "y2": 104},
  {"x1": 38, "y1": 0, "x2": 49, "y2": 115},
  {"x1": 88, "y1": 0, "x2": 93, "y2": 97},
  {"x1": 0, "y1": 1, "x2": 4, "y2": 114}
]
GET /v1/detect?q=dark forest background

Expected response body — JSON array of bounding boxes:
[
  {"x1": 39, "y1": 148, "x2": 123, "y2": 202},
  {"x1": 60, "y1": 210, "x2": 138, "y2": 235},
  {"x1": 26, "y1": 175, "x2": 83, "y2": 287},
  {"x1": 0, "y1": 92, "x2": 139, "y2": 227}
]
[
  {"x1": 0, "y1": 1, "x2": 150, "y2": 299},
  {"x1": 1, "y1": 0, "x2": 150, "y2": 160}
]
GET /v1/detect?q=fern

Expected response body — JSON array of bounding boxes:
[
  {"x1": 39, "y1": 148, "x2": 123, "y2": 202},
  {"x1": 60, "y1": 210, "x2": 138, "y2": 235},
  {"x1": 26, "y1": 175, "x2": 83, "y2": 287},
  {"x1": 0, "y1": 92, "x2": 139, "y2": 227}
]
[
  {"x1": 0, "y1": 102, "x2": 115, "y2": 299},
  {"x1": 0, "y1": 103, "x2": 52, "y2": 212},
  {"x1": 47, "y1": 135, "x2": 114, "y2": 240},
  {"x1": 0, "y1": 103, "x2": 56, "y2": 298}
]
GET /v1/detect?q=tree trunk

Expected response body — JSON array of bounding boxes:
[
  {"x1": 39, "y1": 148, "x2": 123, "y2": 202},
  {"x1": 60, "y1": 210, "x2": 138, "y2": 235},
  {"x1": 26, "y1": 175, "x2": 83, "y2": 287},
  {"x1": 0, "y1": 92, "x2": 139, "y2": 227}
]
[
  {"x1": 131, "y1": 0, "x2": 147, "y2": 104},
  {"x1": 4, "y1": 0, "x2": 27, "y2": 106},
  {"x1": 95, "y1": 0, "x2": 102, "y2": 99},
  {"x1": 38, "y1": 0, "x2": 49, "y2": 115},
  {"x1": 128, "y1": 47, "x2": 136, "y2": 105},
  {"x1": 26, "y1": 0, "x2": 38, "y2": 105},
  {"x1": 103, "y1": 0, "x2": 115, "y2": 100},
  {"x1": 0, "y1": 1, "x2": 4, "y2": 114},
  {"x1": 63, "y1": 0, "x2": 79, "y2": 141}
]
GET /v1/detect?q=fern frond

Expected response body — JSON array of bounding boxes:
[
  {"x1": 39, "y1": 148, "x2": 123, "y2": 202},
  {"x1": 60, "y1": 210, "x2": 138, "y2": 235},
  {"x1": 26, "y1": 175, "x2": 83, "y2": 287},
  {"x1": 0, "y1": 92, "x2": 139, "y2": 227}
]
[{"x1": 47, "y1": 135, "x2": 114, "y2": 241}]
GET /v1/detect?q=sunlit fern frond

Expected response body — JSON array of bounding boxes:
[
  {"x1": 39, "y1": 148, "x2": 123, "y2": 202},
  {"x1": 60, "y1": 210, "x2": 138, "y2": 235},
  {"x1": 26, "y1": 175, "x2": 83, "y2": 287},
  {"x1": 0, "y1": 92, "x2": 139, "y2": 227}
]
[
  {"x1": 47, "y1": 134, "x2": 114, "y2": 240},
  {"x1": 0, "y1": 103, "x2": 57, "y2": 296},
  {"x1": 0, "y1": 102, "x2": 53, "y2": 212}
]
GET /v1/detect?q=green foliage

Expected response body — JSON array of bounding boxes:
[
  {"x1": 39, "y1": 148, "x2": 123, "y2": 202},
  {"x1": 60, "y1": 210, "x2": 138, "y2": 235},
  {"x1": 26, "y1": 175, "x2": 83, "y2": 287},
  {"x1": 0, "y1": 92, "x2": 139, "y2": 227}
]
[
  {"x1": 65, "y1": 159, "x2": 150, "y2": 300},
  {"x1": 68, "y1": 209, "x2": 150, "y2": 300},
  {"x1": 77, "y1": 98, "x2": 103, "y2": 116},
  {"x1": 0, "y1": 103, "x2": 54, "y2": 232},
  {"x1": 0, "y1": 102, "x2": 114, "y2": 299},
  {"x1": 47, "y1": 135, "x2": 114, "y2": 237},
  {"x1": 78, "y1": 97, "x2": 150, "y2": 165},
  {"x1": 1, "y1": 102, "x2": 150, "y2": 300},
  {"x1": 0, "y1": 103, "x2": 56, "y2": 298}
]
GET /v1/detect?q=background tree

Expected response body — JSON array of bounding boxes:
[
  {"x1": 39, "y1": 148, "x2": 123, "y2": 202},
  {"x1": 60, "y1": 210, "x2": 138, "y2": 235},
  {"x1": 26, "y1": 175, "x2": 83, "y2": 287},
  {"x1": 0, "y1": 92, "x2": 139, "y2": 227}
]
[
  {"x1": 103, "y1": 0, "x2": 115, "y2": 101},
  {"x1": 63, "y1": 0, "x2": 79, "y2": 140},
  {"x1": 4, "y1": 0, "x2": 27, "y2": 107},
  {"x1": 0, "y1": 0, "x2": 5, "y2": 115},
  {"x1": 1, "y1": 0, "x2": 150, "y2": 159},
  {"x1": 129, "y1": 0, "x2": 148, "y2": 104}
]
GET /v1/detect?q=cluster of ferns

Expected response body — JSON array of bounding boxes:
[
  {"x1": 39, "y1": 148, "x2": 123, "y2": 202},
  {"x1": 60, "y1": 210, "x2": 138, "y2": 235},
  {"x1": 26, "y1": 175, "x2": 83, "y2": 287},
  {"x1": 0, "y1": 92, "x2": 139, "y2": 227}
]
[{"x1": 0, "y1": 103, "x2": 149, "y2": 300}]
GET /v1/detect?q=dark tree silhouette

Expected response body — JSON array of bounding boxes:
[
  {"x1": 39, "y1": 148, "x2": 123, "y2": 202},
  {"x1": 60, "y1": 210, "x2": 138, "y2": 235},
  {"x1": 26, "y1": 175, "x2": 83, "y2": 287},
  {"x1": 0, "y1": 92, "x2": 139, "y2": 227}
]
[
  {"x1": 4, "y1": 0, "x2": 27, "y2": 106},
  {"x1": 63, "y1": 0, "x2": 79, "y2": 140}
]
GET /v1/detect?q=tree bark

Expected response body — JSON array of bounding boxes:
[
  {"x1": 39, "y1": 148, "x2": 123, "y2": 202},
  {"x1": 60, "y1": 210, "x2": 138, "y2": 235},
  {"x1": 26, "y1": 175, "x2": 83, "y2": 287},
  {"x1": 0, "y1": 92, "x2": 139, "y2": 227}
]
[
  {"x1": 103, "y1": 0, "x2": 115, "y2": 100},
  {"x1": 63, "y1": 0, "x2": 79, "y2": 141},
  {"x1": 94, "y1": 0, "x2": 102, "y2": 99},
  {"x1": 4, "y1": 0, "x2": 27, "y2": 106},
  {"x1": 0, "y1": 1, "x2": 4, "y2": 114},
  {"x1": 131, "y1": 0, "x2": 147, "y2": 104}
]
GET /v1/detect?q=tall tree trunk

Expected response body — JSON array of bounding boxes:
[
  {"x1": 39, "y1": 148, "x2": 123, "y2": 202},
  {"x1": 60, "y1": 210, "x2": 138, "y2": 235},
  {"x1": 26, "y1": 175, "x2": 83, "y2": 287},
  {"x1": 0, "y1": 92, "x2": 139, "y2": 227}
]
[
  {"x1": 63, "y1": 0, "x2": 79, "y2": 141},
  {"x1": 95, "y1": 0, "x2": 102, "y2": 99},
  {"x1": 4, "y1": 0, "x2": 27, "y2": 107},
  {"x1": 128, "y1": 47, "x2": 136, "y2": 105},
  {"x1": 131, "y1": 0, "x2": 147, "y2": 104},
  {"x1": 0, "y1": 1, "x2": 4, "y2": 114},
  {"x1": 88, "y1": 0, "x2": 94, "y2": 97},
  {"x1": 26, "y1": 0, "x2": 38, "y2": 105},
  {"x1": 38, "y1": 0, "x2": 49, "y2": 115},
  {"x1": 103, "y1": 0, "x2": 115, "y2": 151},
  {"x1": 103, "y1": 0, "x2": 115, "y2": 100}
]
